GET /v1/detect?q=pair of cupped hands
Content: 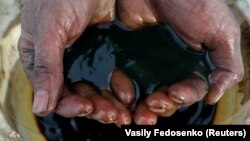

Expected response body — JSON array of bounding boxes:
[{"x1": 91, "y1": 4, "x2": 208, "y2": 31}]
[{"x1": 18, "y1": 0, "x2": 244, "y2": 125}]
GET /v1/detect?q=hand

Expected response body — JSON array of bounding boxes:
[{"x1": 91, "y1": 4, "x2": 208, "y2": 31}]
[
  {"x1": 17, "y1": 0, "x2": 129, "y2": 122},
  {"x1": 117, "y1": 0, "x2": 244, "y2": 124},
  {"x1": 56, "y1": 81, "x2": 134, "y2": 125},
  {"x1": 55, "y1": 69, "x2": 135, "y2": 125}
]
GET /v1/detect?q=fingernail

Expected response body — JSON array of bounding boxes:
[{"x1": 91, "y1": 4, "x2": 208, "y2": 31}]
[
  {"x1": 135, "y1": 15, "x2": 143, "y2": 25},
  {"x1": 32, "y1": 90, "x2": 49, "y2": 115},
  {"x1": 115, "y1": 118, "x2": 130, "y2": 127},
  {"x1": 169, "y1": 93, "x2": 184, "y2": 105},
  {"x1": 107, "y1": 116, "x2": 116, "y2": 123},
  {"x1": 123, "y1": 118, "x2": 131, "y2": 125},
  {"x1": 118, "y1": 114, "x2": 131, "y2": 125},
  {"x1": 78, "y1": 113, "x2": 89, "y2": 117},
  {"x1": 97, "y1": 115, "x2": 116, "y2": 124},
  {"x1": 77, "y1": 107, "x2": 93, "y2": 117},
  {"x1": 136, "y1": 118, "x2": 156, "y2": 125},
  {"x1": 149, "y1": 105, "x2": 167, "y2": 113},
  {"x1": 148, "y1": 16, "x2": 157, "y2": 23},
  {"x1": 99, "y1": 119, "x2": 114, "y2": 124}
]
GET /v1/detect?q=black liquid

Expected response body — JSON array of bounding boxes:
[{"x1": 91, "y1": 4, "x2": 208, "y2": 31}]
[
  {"x1": 37, "y1": 24, "x2": 216, "y2": 141},
  {"x1": 64, "y1": 24, "x2": 212, "y2": 100}
]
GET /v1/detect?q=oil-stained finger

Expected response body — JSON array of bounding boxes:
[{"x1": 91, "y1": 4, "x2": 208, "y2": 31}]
[
  {"x1": 110, "y1": 68, "x2": 135, "y2": 106},
  {"x1": 72, "y1": 83, "x2": 118, "y2": 124},
  {"x1": 134, "y1": 101, "x2": 157, "y2": 125},
  {"x1": 55, "y1": 93, "x2": 93, "y2": 118},
  {"x1": 117, "y1": 0, "x2": 158, "y2": 28},
  {"x1": 168, "y1": 75, "x2": 207, "y2": 107},
  {"x1": 102, "y1": 90, "x2": 132, "y2": 125},
  {"x1": 145, "y1": 91, "x2": 178, "y2": 117}
]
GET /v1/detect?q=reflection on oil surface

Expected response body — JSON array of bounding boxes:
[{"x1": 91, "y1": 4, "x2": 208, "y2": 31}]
[{"x1": 37, "y1": 24, "x2": 216, "y2": 141}]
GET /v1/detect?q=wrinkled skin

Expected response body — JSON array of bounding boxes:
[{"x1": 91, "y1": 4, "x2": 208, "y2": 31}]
[
  {"x1": 117, "y1": 0, "x2": 244, "y2": 125},
  {"x1": 18, "y1": 0, "x2": 133, "y2": 125},
  {"x1": 18, "y1": 0, "x2": 244, "y2": 126}
]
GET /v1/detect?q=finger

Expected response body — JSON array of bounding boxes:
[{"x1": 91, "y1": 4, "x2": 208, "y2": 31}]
[
  {"x1": 29, "y1": 0, "x2": 100, "y2": 116},
  {"x1": 117, "y1": 0, "x2": 143, "y2": 28},
  {"x1": 110, "y1": 68, "x2": 135, "y2": 106},
  {"x1": 134, "y1": 101, "x2": 157, "y2": 125},
  {"x1": 204, "y1": 20, "x2": 244, "y2": 104},
  {"x1": 90, "y1": 0, "x2": 116, "y2": 25},
  {"x1": 145, "y1": 91, "x2": 178, "y2": 117},
  {"x1": 31, "y1": 32, "x2": 65, "y2": 116},
  {"x1": 168, "y1": 75, "x2": 207, "y2": 107},
  {"x1": 56, "y1": 85, "x2": 94, "y2": 117},
  {"x1": 152, "y1": 0, "x2": 244, "y2": 104},
  {"x1": 141, "y1": 0, "x2": 158, "y2": 24},
  {"x1": 19, "y1": 0, "x2": 104, "y2": 117},
  {"x1": 72, "y1": 83, "x2": 118, "y2": 124},
  {"x1": 18, "y1": 35, "x2": 58, "y2": 116},
  {"x1": 55, "y1": 93, "x2": 94, "y2": 118},
  {"x1": 102, "y1": 90, "x2": 131, "y2": 125},
  {"x1": 117, "y1": 0, "x2": 158, "y2": 28}
]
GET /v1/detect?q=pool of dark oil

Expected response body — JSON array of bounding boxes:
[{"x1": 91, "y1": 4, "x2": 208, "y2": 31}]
[{"x1": 37, "y1": 24, "x2": 216, "y2": 141}]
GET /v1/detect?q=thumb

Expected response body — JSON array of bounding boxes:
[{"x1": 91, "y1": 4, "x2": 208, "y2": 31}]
[
  {"x1": 32, "y1": 34, "x2": 65, "y2": 116},
  {"x1": 204, "y1": 22, "x2": 244, "y2": 104}
]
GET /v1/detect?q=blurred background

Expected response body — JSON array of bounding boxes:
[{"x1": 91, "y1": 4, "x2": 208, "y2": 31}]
[{"x1": 0, "y1": 0, "x2": 250, "y2": 140}]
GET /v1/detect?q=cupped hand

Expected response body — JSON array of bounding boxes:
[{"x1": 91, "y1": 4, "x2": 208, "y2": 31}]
[
  {"x1": 18, "y1": 0, "x2": 119, "y2": 117},
  {"x1": 117, "y1": 0, "x2": 244, "y2": 124}
]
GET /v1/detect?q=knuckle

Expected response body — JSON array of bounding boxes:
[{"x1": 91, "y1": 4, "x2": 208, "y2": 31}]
[
  {"x1": 18, "y1": 43, "x2": 35, "y2": 70},
  {"x1": 34, "y1": 61, "x2": 50, "y2": 74}
]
